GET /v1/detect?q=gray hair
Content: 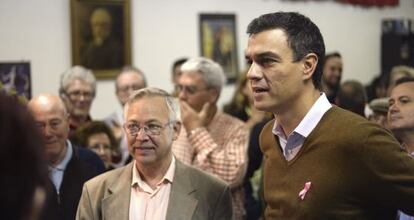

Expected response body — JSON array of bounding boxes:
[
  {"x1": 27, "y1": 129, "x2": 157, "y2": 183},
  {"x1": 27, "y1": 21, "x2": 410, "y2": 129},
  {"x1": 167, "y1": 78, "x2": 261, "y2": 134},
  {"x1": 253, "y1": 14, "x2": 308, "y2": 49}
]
[
  {"x1": 124, "y1": 87, "x2": 180, "y2": 122},
  {"x1": 180, "y1": 57, "x2": 226, "y2": 92},
  {"x1": 59, "y1": 65, "x2": 96, "y2": 95}
]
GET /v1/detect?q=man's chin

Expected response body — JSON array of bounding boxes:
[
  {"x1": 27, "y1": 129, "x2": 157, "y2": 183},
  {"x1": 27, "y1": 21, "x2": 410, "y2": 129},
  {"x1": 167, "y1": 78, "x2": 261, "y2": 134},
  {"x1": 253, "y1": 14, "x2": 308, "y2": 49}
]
[{"x1": 72, "y1": 110, "x2": 90, "y2": 118}]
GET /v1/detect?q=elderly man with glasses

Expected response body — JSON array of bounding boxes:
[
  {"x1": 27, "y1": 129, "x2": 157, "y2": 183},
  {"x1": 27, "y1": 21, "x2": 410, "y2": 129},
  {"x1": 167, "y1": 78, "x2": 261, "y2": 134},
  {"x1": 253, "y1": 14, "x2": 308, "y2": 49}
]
[
  {"x1": 104, "y1": 66, "x2": 147, "y2": 166},
  {"x1": 173, "y1": 57, "x2": 248, "y2": 220},
  {"x1": 76, "y1": 87, "x2": 233, "y2": 220},
  {"x1": 59, "y1": 65, "x2": 96, "y2": 140}
]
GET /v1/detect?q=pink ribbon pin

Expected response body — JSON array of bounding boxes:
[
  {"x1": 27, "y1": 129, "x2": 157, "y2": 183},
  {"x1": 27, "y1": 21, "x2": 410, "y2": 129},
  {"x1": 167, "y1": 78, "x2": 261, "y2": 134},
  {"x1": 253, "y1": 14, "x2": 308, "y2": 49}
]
[{"x1": 298, "y1": 181, "x2": 312, "y2": 200}]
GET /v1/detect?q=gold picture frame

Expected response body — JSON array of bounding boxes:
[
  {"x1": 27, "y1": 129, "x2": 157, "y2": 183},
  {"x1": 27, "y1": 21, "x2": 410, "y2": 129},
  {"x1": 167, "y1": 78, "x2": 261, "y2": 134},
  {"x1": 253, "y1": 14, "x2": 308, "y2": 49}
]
[{"x1": 71, "y1": 0, "x2": 131, "y2": 79}]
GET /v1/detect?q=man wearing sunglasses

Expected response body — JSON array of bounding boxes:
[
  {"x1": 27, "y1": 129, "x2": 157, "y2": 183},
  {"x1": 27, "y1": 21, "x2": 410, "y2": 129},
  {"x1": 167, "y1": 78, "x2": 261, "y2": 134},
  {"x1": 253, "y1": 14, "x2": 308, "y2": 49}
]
[
  {"x1": 76, "y1": 87, "x2": 233, "y2": 219},
  {"x1": 173, "y1": 57, "x2": 248, "y2": 220}
]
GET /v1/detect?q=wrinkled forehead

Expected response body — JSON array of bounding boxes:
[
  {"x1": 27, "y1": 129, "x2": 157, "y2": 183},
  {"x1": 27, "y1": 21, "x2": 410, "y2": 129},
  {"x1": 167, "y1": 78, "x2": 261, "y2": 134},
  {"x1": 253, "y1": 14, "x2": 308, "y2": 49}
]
[
  {"x1": 66, "y1": 79, "x2": 94, "y2": 92},
  {"x1": 117, "y1": 71, "x2": 145, "y2": 87},
  {"x1": 30, "y1": 103, "x2": 67, "y2": 122},
  {"x1": 178, "y1": 71, "x2": 205, "y2": 86},
  {"x1": 125, "y1": 96, "x2": 169, "y2": 121},
  {"x1": 391, "y1": 82, "x2": 414, "y2": 97}
]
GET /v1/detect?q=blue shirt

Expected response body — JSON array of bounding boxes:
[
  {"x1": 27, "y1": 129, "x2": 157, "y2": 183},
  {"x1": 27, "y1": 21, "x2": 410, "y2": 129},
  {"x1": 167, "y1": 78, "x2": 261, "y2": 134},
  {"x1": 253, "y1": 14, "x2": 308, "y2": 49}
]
[
  {"x1": 272, "y1": 93, "x2": 332, "y2": 161},
  {"x1": 49, "y1": 140, "x2": 73, "y2": 194}
]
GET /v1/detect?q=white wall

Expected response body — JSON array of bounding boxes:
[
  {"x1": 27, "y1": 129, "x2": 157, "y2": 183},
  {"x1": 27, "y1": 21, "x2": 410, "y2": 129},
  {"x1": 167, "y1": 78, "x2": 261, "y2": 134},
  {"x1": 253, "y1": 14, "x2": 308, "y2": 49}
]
[{"x1": 1, "y1": 0, "x2": 413, "y2": 119}]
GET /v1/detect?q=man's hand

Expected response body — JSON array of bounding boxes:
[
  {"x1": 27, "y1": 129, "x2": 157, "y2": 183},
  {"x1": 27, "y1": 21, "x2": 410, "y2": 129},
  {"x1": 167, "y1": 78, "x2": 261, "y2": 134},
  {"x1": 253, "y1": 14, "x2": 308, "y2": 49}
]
[{"x1": 180, "y1": 101, "x2": 216, "y2": 131}]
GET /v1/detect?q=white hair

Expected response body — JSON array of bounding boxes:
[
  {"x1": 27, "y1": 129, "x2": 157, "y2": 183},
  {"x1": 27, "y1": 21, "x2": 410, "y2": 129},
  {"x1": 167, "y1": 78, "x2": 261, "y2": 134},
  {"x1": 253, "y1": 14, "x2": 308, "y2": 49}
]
[{"x1": 180, "y1": 57, "x2": 226, "y2": 92}]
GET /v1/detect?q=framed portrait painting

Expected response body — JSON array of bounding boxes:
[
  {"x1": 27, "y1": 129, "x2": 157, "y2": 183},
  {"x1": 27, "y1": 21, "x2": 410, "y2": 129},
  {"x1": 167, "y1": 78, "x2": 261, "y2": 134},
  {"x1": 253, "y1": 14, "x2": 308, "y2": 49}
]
[
  {"x1": 71, "y1": 0, "x2": 131, "y2": 79},
  {"x1": 199, "y1": 14, "x2": 239, "y2": 83}
]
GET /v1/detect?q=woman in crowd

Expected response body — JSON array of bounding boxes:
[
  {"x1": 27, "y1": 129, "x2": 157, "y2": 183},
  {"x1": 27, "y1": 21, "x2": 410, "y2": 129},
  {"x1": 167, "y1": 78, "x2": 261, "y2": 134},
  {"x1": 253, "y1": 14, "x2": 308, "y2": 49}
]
[{"x1": 73, "y1": 121, "x2": 119, "y2": 171}]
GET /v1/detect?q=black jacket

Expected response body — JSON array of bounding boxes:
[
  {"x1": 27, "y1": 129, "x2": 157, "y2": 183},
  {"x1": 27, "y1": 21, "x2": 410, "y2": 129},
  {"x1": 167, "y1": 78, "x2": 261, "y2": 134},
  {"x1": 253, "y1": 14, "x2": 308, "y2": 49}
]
[{"x1": 41, "y1": 144, "x2": 105, "y2": 220}]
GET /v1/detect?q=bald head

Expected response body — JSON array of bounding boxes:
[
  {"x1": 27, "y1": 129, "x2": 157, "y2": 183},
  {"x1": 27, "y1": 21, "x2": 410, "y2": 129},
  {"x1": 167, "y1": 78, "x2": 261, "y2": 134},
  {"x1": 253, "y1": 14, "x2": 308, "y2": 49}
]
[
  {"x1": 28, "y1": 94, "x2": 70, "y2": 166},
  {"x1": 28, "y1": 94, "x2": 67, "y2": 116}
]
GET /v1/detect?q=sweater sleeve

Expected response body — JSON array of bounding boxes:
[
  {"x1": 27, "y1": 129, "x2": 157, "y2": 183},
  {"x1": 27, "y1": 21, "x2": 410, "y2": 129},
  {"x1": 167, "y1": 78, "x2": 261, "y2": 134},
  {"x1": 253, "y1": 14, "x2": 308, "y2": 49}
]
[{"x1": 357, "y1": 123, "x2": 414, "y2": 215}]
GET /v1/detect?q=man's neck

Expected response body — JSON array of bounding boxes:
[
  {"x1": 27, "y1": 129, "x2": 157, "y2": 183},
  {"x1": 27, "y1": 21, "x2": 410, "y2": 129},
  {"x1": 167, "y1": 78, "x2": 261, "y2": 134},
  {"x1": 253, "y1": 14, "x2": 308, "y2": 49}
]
[
  {"x1": 205, "y1": 104, "x2": 217, "y2": 126},
  {"x1": 50, "y1": 145, "x2": 68, "y2": 167},
  {"x1": 69, "y1": 115, "x2": 89, "y2": 127},
  {"x1": 275, "y1": 89, "x2": 321, "y2": 137},
  {"x1": 135, "y1": 155, "x2": 172, "y2": 189}
]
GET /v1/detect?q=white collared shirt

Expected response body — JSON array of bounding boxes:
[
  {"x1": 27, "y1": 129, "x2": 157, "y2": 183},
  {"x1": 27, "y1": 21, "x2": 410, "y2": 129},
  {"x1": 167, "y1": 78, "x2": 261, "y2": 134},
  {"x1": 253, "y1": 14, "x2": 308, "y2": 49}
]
[
  {"x1": 49, "y1": 140, "x2": 73, "y2": 193},
  {"x1": 129, "y1": 157, "x2": 176, "y2": 220},
  {"x1": 272, "y1": 93, "x2": 332, "y2": 161}
]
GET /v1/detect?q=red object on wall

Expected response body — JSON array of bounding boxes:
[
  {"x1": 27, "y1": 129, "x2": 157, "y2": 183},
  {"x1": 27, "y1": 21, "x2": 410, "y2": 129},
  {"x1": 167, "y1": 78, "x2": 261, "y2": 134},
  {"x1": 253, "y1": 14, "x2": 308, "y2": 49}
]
[{"x1": 338, "y1": 0, "x2": 398, "y2": 6}]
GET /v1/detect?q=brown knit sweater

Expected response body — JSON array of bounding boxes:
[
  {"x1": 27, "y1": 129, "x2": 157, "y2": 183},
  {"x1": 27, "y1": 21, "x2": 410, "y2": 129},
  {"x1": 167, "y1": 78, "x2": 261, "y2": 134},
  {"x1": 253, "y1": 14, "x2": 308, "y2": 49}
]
[{"x1": 260, "y1": 106, "x2": 414, "y2": 219}]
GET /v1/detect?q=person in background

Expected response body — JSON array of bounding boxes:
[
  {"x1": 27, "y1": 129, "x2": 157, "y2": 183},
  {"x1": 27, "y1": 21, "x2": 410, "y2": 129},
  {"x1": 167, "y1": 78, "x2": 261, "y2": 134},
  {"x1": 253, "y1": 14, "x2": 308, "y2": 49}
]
[
  {"x1": 0, "y1": 94, "x2": 49, "y2": 220},
  {"x1": 76, "y1": 87, "x2": 233, "y2": 220},
  {"x1": 72, "y1": 121, "x2": 118, "y2": 171},
  {"x1": 367, "y1": 97, "x2": 390, "y2": 129},
  {"x1": 173, "y1": 57, "x2": 248, "y2": 219},
  {"x1": 387, "y1": 65, "x2": 414, "y2": 96},
  {"x1": 223, "y1": 69, "x2": 269, "y2": 129},
  {"x1": 105, "y1": 66, "x2": 147, "y2": 166},
  {"x1": 59, "y1": 65, "x2": 96, "y2": 140},
  {"x1": 321, "y1": 52, "x2": 343, "y2": 103},
  {"x1": 245, "y1": 11, "x2": 414, "y2": 219},
  {"x1": 28, "y1": 93, "x2": 104, "y2": 220},
  {"x1": 171, "y1": 57, "x2": 188, "y2": 96},
  {"x1": 223, "y1": 69, "x2": 271, "y2": 220},
  {"x1": 365, "y1": 74, "x2": 388, "y2": 102},
  {"x1": 388, "y1": 76, "x2": 414, "y2": 220},
  {"x1": 335, "y1": 80, "x2": 367, "y2": 117}
]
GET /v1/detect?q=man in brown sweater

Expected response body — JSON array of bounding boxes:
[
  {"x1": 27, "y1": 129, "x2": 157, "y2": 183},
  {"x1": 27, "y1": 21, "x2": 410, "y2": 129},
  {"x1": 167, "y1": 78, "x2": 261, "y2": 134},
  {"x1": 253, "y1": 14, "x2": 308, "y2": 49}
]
[{"x1": 245, "y1": 11, "x2": 414, "y2": 219}]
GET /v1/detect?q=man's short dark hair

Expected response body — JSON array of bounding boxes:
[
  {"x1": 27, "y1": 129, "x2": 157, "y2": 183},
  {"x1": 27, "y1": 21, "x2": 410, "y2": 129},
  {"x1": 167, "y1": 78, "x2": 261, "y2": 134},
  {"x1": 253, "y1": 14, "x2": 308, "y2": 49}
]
[
  {"x1": 323, "y1": 52, "x2": 341, "y2": 65},
  {"x1": 172, "y1": 58, "x2": 188, "y2": 73},
  {"x1": 395, "y1": 76, "x2": 414, "y2": 87},
  {"x1": 247, "y1": 11, "x2": 325, "y2": 90},
  {"x1": 336, "y1": 80, "x2": 367, "y2": 117}
]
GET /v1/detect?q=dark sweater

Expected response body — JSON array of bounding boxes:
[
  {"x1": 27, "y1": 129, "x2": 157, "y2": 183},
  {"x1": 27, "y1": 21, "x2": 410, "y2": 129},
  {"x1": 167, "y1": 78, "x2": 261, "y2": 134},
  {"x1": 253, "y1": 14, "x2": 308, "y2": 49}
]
[
  {"x1": 41, "y1": 145, "x2": 105, "y2": 220},
  {"x1": 260, "y1": 106, "x2": 414, "y2": 219}
]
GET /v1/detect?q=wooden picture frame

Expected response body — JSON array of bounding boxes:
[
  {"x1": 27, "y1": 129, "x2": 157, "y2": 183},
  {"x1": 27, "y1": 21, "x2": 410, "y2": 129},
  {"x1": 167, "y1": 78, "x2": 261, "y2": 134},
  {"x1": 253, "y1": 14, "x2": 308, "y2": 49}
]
[
  {"x1": 71, "y1": 0, "x2": 131, "y2": 79},
  {"x1": 199, "y1": 14, "x2": 239, "y2": 83}
]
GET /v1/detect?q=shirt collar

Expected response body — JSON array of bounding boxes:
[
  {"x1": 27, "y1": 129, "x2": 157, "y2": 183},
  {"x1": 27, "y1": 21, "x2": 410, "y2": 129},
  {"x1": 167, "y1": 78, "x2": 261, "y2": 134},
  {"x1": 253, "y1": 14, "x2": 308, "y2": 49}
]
[
  {"x1": 401, "y1": 143, "x2": 414, "y2": 157},
  {"x1": 273, "y1": 93, "x2": 332, "y2": 138},
  {"x1": 51, "y1": 140, "x2": 73, "y2": 171},
  {"x1": 131, "y1": 156, "x2": 176, "y2": 188}
]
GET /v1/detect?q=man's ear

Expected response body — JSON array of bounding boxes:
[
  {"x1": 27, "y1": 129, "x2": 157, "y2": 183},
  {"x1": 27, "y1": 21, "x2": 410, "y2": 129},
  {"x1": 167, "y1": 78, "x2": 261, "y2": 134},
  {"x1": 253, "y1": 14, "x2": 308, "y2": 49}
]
[
  {"x1": 208, "y1": 88, "x2": 220, "y2": 103},
  {"x1": 172, "y1": 121, "x2": 182, "y2": 140},
  {"x1": 302, "y1": 53, "x2": 318, "y2": 80}
]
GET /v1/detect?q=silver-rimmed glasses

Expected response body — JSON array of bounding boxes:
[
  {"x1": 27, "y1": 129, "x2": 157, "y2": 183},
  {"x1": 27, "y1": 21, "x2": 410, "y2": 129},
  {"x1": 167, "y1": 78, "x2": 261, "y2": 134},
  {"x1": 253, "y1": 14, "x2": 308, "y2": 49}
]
[{"x1": 124, "y1": 121, "x2": 174, "y2": 136}]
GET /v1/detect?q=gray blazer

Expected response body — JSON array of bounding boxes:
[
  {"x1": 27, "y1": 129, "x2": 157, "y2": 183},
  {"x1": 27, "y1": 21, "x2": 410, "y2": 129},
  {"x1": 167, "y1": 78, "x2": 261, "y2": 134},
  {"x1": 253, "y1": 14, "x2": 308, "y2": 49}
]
[{"x1": 76, "y1": 160, "x2": 233, "y2": 220}]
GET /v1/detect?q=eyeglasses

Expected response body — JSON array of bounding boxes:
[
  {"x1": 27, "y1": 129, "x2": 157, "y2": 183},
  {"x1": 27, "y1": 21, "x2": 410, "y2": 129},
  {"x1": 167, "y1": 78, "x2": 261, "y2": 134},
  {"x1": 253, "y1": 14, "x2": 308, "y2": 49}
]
[
  {"x1": 176, "y1": 84, "x2": 209, "y2": 95},
  {"x1": 117, "y1": 84, "x2": 144, "y2": 93},
  {"x1": 65, "y1": 90, "x2": 94, "y2": 100},
  {"x1": 124, "y1": 121, "x2": 173, "y2": 136}
]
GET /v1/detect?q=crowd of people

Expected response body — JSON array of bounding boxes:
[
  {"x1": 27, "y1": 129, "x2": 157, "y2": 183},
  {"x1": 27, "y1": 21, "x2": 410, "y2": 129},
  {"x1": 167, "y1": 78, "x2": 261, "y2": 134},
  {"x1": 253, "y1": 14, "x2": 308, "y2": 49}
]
[{"x1": 1, "y1": 11, "x2": 414, "y2": 220}]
